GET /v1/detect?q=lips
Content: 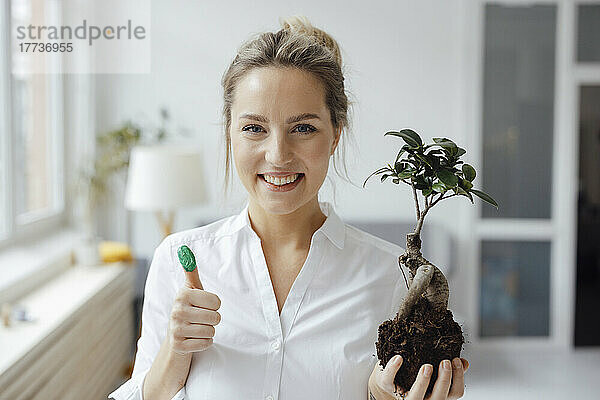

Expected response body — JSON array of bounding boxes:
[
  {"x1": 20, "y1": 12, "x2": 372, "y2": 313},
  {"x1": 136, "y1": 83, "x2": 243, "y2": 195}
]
[
  {"x1": 258, "y1": 173, "x2": 304, "y2": 191},
  {"x1": 258, "y1": 172, "x2": 303, "y2": 179},
  {"x1": 260, "y1": 172, "x2": 301, "y2": 176}
]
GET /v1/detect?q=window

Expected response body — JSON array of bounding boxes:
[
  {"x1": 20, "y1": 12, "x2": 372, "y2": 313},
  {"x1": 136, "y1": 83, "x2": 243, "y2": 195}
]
[
  {"x1": 474, "y1": 1, "x2": 600, "y2": 347},
  {"x1": 480, "y1": 240, "x2": 551, "y2": 337},
  {"x1": 576, "y1": 4, "x2": 600, "y2": 62},
  {"x1": 0, "y1": 0, "x2": 65, "y2": 247},
  {"x1": 477, "y1": 3, "x2": 556, "y2": 340},
  {"x1": 481, "y1": 4, "x2": 556, "y2": 219}
]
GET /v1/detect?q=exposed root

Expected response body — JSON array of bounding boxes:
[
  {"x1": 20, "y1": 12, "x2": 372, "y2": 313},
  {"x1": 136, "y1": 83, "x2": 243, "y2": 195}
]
[
  {"x1": 395, "y1": 264, "x2": 434, "y2": 322},
  {"x1": 397, "y1": 233, "x2": 449, "y2": 318}
]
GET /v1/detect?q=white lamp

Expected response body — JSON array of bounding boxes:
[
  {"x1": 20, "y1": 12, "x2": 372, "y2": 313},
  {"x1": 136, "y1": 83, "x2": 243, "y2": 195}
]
[{"x1": 125, "y1": 145, "x2": 207, "y2": 238}]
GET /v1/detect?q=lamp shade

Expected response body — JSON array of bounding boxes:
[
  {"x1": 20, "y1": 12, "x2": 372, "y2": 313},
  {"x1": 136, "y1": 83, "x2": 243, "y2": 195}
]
[{"x1": 124, "y1": 145, "x2": 207, "y2": 211}]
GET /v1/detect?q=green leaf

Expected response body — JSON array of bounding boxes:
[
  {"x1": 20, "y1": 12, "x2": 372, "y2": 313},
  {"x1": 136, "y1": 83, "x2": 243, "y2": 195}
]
[
  {"x1": 401, "y1": 144, "x2": 417, "y2": 155},
  {"x1": 412, "y1": 178, "x2": 429, "y2": 189},
  {"x1": 462, "y1": 164, "x2": 476, "y2": 181},
  {"x1": 456, "y1": 186, "x2": 474, "y2": 203},
  {"x1": 394, "y1": 161, "x2": 402, "y2": 173},
  {"x1": 392, "y1": 178, "x2": 400, "y2": 184},
  {"x1": 399, "y1": 129, "x2": 423, "y2": 146},
  {"x1": 471, "y1": 189, "x2": 499, "y2": 209},
  {"x1": 430, "y1": 156, "x2": 441, "y2": 171},
  {"x1": 397, "y1": 171, "x2": 413, "y2": 179},
  {"x1": 432, "y1": 137, "x2": 457, "y2": 150},
  {"x1": 413, "y1": 174, "x2": 427, "y2": 184},
  {"x1": 436, "y1": 168, "x2": 458, "y2": 187},
  {"x1": 459, "y1": 178, "x2": 473, "y2": 190},
  {"x1": 415, "y1": 153, "x2": 432, "y2": 168},
  {"x1": 406, "y1": 158, "x2": 420, "y2": 168},
  {"x1": 456, "y1": 147, "x2": 466, "y2": 157},
  {"x1": 381, "y1": 174, "x2": 391, "y2": 183},
  {"x1": 362, "y1": 167, "x2": 391, "y2": 188},
  {"x1": 384, "y1": 130, "x2": 421, "y2": 148},
  {"x1": 395, "y1": 149, "x2": 406, "y2": 163},
  {"x1": 432, "y1": 182, "x2": 446, "y2": 193},
  {"x1": 422, "y1": 187, "x2": 433, "y2": 196}
]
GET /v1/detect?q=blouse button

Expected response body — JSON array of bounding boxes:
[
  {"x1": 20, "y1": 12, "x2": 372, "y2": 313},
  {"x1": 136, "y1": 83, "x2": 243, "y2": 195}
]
[{"x1": 271, "y1": 340, "x2": 281, "y2": 351}]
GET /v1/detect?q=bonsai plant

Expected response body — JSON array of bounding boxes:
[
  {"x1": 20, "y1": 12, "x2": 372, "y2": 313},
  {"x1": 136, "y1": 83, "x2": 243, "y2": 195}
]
[{"x1": 363, "y1": 128, "x2": 498, "y2": 396}]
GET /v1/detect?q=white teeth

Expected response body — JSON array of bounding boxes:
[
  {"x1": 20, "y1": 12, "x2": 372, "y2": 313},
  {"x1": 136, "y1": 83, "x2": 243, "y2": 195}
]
[{"x1": 262, "y1": 173, "x2": 300, "y2": 186}]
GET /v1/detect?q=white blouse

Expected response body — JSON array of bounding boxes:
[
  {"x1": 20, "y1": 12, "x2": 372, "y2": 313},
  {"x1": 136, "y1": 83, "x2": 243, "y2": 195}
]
[{"x1": 109, "y1": 201, "x2": 408, "y2": 400}]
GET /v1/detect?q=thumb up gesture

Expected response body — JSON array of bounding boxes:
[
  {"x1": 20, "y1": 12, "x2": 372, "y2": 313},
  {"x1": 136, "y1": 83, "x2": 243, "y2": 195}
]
[{"x1": 167, "y1": 245, "x2": 221, "y2": 355}]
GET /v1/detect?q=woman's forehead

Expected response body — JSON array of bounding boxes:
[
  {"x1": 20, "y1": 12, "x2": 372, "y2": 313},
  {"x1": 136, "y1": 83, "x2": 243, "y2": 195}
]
[{"x1": 233, "y1": 67, "x2": 327, "y2": 115}]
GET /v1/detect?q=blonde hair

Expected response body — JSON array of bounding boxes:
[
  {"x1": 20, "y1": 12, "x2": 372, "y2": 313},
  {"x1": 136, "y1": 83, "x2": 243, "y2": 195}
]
[{"x1": 220, "y1": 15, "x2": 356, "y2": 199}]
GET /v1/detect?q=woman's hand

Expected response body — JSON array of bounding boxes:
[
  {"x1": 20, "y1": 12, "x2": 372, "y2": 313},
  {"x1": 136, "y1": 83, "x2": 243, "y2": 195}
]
[
  {"x1": 167, "y1": 280, "x2": 222, "y2": 355},
  {"x1": 368, "y1": 355, "x2": 469, "y2": 400}
]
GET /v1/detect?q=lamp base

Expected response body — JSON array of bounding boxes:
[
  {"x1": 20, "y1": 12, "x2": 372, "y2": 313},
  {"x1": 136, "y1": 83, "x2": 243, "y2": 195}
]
[{"x1": 155, "y1": 210, "x2": 174, "y2": 238}]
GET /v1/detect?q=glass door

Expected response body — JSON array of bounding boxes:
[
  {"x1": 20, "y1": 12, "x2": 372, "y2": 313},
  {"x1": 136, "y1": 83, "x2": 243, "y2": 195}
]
[
  {"x1": 475, "y1": 3, "x2": 557, "y2": 343},
  {"x1": 471, "y1": 1, "x2": 600, "y2": 348}
]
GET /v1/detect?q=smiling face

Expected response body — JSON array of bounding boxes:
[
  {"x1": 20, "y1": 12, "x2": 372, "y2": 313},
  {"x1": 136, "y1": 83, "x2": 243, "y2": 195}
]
[{"x1": 230, "y1": 66, "x2": 340, "y2": 216}]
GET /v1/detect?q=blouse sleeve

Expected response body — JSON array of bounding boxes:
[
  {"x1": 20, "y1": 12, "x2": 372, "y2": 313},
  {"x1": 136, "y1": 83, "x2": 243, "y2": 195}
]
[{"x1": 108, "y1": 237, "x2": 186, "y2": 400}]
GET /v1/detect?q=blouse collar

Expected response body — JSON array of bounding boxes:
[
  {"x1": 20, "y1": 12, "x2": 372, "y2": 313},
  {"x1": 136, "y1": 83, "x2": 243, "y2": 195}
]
[{"x1": 229, "y1": 200, "x2": 345, "y2": 250}]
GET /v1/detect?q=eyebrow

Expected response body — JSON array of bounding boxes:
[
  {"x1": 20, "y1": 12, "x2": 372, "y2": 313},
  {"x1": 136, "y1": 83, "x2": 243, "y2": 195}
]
[{"x1": 239, "y1": 112, "x2": 321, "y2": 124}]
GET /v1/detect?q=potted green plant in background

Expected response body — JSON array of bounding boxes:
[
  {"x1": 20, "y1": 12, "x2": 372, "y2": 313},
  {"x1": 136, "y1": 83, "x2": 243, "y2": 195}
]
[
  {"x1": 72, "y1": 108, "x2": 190, "y2": 264},
  {"x1": 363, "y1": 129, "x2": 498, "y2": 396}
]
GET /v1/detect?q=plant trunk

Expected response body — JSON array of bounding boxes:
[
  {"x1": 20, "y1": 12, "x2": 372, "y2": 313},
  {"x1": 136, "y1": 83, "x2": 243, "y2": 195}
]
[{"x1": 395, "y1": 232, "x2": 449, "y2": 321}]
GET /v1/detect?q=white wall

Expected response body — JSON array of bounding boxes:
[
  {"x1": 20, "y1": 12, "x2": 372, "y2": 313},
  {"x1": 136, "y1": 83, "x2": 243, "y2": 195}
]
[{"x1": 94, "y1": 0, "x2": 472, "y2": 313}]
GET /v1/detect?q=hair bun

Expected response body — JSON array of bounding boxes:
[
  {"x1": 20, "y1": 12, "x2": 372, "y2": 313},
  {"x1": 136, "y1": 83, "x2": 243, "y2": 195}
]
[{"x1": 279, "y1": 15, "x2": 342, "y2": 66}]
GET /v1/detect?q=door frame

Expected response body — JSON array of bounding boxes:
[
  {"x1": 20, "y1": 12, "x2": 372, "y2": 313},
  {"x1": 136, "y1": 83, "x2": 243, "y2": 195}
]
[{"x1": 462, "y1": 0, "x2": 600, "y2": 350}]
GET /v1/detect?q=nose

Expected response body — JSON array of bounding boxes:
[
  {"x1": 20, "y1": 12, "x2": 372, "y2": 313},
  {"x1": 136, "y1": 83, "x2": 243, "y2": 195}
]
[{"x1": 264, "y1": 131, "x2": 293, "y2": 166}]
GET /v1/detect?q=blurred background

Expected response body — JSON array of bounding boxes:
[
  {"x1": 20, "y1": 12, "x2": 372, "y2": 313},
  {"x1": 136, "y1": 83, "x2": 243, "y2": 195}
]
[{"x1": 0, "y1": 0, "x2": 599, "y2": 399}]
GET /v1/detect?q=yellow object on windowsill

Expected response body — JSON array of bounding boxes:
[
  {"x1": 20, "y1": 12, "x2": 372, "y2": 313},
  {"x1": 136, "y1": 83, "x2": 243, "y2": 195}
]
[{"x1": 98, "y1": 241, "x2": 133, "y2": 263}]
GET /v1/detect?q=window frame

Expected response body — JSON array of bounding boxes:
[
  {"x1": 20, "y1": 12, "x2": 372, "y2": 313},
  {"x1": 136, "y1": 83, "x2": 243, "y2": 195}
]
[
  {"x1": 0, "y1": 0, "x2": 67, "y2": 251},
  {"x1": 463, "y1": 0, "x2": 600, "y2": 351}
]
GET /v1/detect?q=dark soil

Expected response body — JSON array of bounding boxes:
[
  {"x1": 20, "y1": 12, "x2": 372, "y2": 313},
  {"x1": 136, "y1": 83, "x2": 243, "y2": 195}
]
[{"x1": 375, "y1": 296, "x2": 465, "y2": 397}]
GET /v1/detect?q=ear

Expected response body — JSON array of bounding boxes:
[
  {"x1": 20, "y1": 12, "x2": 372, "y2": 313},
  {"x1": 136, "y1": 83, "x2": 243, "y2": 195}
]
[{"x1": 331, "y1": 126, "x2": 342, "y2": 155}]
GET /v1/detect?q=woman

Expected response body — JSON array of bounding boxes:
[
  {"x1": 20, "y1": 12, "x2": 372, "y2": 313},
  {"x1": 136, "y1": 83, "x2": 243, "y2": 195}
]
[{"x1": 109, "y1": 16, "x2": 468, "y2": 400}]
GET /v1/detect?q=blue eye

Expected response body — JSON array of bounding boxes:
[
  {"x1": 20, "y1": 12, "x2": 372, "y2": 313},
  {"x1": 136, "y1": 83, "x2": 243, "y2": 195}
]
[
  {"x1": 242, "y1": 124, "x2": 316, "y2": 135},
  {"x1": 294, "y1": 124, "x2": 317, "y2": 134},
  {"x1": 242, "y1": 125, "x2": 264, "y2": 134}
]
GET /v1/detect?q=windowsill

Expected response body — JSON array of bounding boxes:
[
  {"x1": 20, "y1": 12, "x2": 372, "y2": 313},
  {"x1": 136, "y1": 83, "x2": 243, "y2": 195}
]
[
  {"x1": 0, "y1": 262, "x2": 133, "y2": 385},
  {"x1": 0, "y1": 228, "x2": 84, "y2": 305}
]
